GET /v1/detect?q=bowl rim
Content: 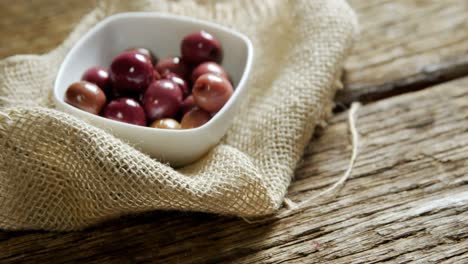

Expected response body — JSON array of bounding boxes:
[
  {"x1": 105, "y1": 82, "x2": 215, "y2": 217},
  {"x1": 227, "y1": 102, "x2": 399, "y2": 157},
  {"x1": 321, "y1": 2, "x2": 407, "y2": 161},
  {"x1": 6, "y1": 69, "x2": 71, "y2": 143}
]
[{"x1": 54, "y1": 12, "x2": 254, "y2": 135}]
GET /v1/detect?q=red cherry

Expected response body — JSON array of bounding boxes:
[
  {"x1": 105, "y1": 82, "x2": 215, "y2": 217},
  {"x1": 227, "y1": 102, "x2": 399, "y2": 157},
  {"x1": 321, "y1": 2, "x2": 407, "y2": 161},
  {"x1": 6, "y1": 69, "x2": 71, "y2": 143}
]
[
  {"x1": 161, "y1": 72, "x2": 189, "y2": 97},
  {"x1": 192, "y1": 73, "x2": 233, "y2": 113},
  {"x1": 181, "y1": 31, "x2": 223, "y2": 65},
  {"x1": 65, "y1": 81, "x2": 107, "y2": 115},
  {"x1": 190, "y1": 62, "x2": 228, "y2": 84},
  {"x1": 110, "y1": 51, "x2": 154, "y2": 95},
  {"x1": 81, "y1": 67, "x2": 112, "y2": 96},
  {"x1": 155, "y1": 56, "x2": 188, "y2": 78},
  {"x1": 142, "y1": 79, "x2": 183, "y2": 121},
  {"x1": 180, "y1": 95, "x2": 196, "y2": 115},
  {"x1": 126, "y1": 47, "x2": 158, "y2": 64},
  {"x1": 102, "y1": 98, "x2": 146, "y2": 126}
]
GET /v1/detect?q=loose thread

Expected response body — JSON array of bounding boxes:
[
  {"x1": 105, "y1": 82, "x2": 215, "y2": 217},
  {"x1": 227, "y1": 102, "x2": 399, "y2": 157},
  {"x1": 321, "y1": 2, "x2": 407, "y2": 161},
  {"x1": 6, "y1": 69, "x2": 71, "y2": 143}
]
[
  {"x1": 283, "y1": 197, "x2": 299, "y2": 210},
  {"x1": 243, "y1": 102, "x2": 362, "y2": 224}
]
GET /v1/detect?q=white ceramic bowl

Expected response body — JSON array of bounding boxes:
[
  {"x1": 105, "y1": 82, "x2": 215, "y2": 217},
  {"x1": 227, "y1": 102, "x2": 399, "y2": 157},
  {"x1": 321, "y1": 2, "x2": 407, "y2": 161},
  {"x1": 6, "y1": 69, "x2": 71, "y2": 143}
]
[{"x1": 54, "y1": 12, "x2": 253, "y2": 167}]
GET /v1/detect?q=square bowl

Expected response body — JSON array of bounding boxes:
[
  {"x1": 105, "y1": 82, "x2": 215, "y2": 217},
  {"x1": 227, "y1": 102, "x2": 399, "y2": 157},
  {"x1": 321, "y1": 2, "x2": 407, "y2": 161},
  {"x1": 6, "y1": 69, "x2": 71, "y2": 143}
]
[{"x1": 54, "y1": 12, "x2": 253, "y2": 167}]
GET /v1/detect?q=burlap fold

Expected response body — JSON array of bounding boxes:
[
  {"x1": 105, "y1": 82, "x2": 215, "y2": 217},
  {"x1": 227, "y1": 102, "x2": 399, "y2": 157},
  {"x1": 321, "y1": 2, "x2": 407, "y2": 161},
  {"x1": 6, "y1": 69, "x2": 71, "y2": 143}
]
[{"x1": 0, "y1": 0, "x2": 357, "y2": 231}]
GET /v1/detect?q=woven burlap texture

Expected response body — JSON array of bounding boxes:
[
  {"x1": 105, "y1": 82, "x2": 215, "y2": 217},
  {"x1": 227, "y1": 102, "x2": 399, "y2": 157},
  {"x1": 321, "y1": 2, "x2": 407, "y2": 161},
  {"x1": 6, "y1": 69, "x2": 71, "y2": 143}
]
[{"x1": 0, "y1": 0, "x2": 357, "y2": 231}]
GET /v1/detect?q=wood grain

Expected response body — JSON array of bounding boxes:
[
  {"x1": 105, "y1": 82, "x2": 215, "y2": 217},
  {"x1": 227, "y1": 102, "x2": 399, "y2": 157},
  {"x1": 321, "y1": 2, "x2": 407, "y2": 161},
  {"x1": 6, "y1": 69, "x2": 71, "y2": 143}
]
[
  {"x1": 339, "y1": 0, "x2": 468, "y2": 103},
  {"x1": 0, "y1": 77, "x2": 466, "y2": 263},
  {"x1": 0, "y1": 0, "x2": 95, "y2": 59},
  {"x1": 1, "y1": 1, "x2": 468, "y2": 263}
]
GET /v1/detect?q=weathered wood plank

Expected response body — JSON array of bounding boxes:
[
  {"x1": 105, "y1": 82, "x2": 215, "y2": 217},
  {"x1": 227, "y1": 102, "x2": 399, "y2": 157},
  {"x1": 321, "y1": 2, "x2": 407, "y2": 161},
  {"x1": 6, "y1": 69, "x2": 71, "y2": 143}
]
[
  {"x1": 339, "y1": 0, "x2": 468, "y2": 103},
  {"x1": 0, "y1": 74, "x2": 466, "y2": 263},
  {"x1": 1, "y1": 1, "x2": 467, "y2": 262},
  {"x1": 0, "y1": 0, "x2": 94, "y2": 59}
]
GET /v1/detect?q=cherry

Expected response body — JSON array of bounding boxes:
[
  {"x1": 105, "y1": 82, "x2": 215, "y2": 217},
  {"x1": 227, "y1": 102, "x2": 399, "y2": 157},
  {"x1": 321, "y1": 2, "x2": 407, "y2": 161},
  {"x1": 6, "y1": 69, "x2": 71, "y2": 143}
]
[
  {"x1": 181, "y1": 31, "x2": 223, "y2": 65},
  {"x1": 161, "y1": 72, "x2": 189, "y2": 98},
  {"x1": 191, "y1": 62, "x2": 228, "y2": 84},
  {"x1": 102, "y1": 98, "x2": 146, "y2": 126},
  {"x1": 65, "y1": 81, "x2": 106, "y2": 115},
  {"x1": 181, "y1": 107, "x2": 211, "y2": 129},
  {"x1": 126, "y1": 47, "x2": 157, "y2": 64},
  {"x1": 81, "y1": 67, "x2": 112, "y2": 96},
  {"x1": 142, "y1": 79, "x2": 183, "y2": 121},
  {"x1": 150, "y1": 118, "x2": 181, "y2": 129},
  {"x1": 155, "y1": 56, "x2": 188, "y2": 78},
  {"x1": 180, "y1": 95, "x2": 196, "y2": 115},
  {"x1": 192, "y1": 73, "x2": 233, "y2": 113},
  {"x1": 110, "y1": 51, "x2": 154, "y2": 95}
]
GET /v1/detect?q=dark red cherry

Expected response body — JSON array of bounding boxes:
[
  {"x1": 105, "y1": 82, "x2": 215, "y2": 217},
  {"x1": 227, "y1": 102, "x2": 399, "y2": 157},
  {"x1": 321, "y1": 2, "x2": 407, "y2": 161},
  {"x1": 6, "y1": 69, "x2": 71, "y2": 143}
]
[
  {"x1": 181, "y1": 30, "x2": 223, "y2": 65},
  {"x1": 192, "y1": 73, "x2": 233, "y2": 113},
  {"x1": 190, "y1": 62, "x2": 228, "y2": 84},
  {"x1": 81, "y1": 67, "x2": 112, "y2": 96},
  {"x1": 155, "y1": 56, "x2": 188, "y2": 78},
  {"x1": 152, "y1": 69, "x2": 162, "y2": 82},
  {"x1": 126, "y1": 47, "x2": 157, "y2": 64},
  {"x1": 142, "y1": 79, "x2": 183, "y2": 121},
  {"x1": 180, "y1": 95, "x2": 196, "y2": 115},
  {"x1": 102, "y1": 98, "x2": 146, "y2": 126},
  {"x1": 161, "y1": 72, "x2": 189, "y2": 97},
  {"x1": 110, "y1": 51, "x2": 154, "y2": 95}
]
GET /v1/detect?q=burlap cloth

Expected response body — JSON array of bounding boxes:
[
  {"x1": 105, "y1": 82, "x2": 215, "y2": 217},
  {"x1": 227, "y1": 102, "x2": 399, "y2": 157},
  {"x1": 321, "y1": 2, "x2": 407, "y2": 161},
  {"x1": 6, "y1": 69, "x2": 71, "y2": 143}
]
[{"x1": 0, "y1": 0, "x2": 357, "y2": 231}]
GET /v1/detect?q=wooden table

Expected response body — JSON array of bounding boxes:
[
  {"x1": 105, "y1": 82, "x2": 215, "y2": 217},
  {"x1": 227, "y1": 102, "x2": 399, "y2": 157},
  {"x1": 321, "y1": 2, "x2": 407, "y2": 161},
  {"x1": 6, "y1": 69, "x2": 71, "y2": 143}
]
[{"x1": 1, "y1": 1, "x2": 467, "y2": 263}]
